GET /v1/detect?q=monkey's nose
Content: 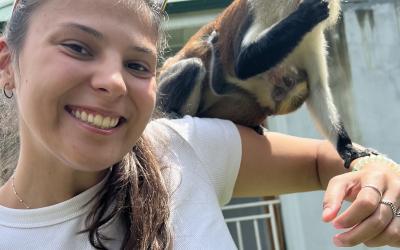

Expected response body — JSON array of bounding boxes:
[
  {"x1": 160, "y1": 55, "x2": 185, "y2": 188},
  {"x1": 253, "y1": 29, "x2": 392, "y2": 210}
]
[{"x1": 273, "y1": 87, "x2": 286, "y2": 102}]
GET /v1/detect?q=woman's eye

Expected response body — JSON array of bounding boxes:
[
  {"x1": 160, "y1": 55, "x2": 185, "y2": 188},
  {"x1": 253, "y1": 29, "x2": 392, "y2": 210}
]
[
  {"x1": 126, "y1": 62, "x2": 153, "y2": 77},
  {"x1": 61, "y1": 42, "x2": 91, "y2": 57}
]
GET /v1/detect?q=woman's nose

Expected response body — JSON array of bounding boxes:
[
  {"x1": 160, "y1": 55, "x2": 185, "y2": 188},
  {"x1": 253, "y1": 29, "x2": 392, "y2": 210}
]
[{"x1": 90, "y1": 60, "x2": 127, "y2": 99}]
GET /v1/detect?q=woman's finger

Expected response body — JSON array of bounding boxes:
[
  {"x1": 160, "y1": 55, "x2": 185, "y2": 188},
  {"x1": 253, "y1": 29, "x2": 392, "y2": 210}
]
[
  {"x1": 388, "y1": 239, "x2": 400, "y2": 247},
  {"x1": 322, "y1": 174, "x2": 353, "y2": 222},
  {"x1": 363, "y1": 193, "x2": 400, "y2": 247},
  {"x1": 331, "y1": 174, "x2": 385, "y2": 229},
  {"x1": 332, "y1": 199, "x2": 393, "y2": 247},
  {"x1": 364, "y1": 216, "x2": 400, "y2": 247}
]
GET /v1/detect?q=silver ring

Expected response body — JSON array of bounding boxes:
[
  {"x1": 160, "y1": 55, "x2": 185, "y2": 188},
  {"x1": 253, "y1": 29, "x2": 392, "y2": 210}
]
[
  {"x1": 361, "y1": 185, "x2": 383, "y2": 201},
  {"x1": 380, "y1": 200, "x2": 398, "y2": 218}
]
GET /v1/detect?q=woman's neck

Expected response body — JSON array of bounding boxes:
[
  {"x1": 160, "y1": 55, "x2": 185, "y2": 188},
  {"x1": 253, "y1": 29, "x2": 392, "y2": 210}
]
[
  {"x1": 0, "y1": 153, "x2": 108, "y2": 209},
  {"x1": 0, "y1": 124, "x2": 111, "y2": 209}
]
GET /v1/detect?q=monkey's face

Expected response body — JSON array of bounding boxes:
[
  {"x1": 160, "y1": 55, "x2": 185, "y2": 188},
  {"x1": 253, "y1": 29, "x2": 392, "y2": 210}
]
[{"x1": 262, "y1": 67, "x2": 309, "y2": 115}]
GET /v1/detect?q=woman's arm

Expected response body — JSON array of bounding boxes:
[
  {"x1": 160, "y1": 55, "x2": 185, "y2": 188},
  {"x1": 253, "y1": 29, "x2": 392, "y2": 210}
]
[
  {"x1": 233, "y1": 125, "x2": 346, "y2": 197},
  {"x1": 234, "y1": 124, "x2": 400, "y2": 247}
]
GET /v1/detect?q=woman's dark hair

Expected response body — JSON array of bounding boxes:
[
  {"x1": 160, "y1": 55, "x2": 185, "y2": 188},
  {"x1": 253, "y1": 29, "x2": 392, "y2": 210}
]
[{"x1": 2, "y1": 0, "x2": 172, "y2": 249}]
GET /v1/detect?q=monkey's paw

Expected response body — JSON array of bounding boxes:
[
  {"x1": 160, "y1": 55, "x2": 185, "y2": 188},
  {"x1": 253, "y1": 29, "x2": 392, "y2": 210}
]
[{"x1": 299, "y1": 0, "x2": 329, "y2": 26}]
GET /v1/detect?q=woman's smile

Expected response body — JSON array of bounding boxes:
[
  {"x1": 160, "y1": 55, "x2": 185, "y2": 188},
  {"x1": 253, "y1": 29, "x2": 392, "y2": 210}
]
[{"x1": 65, "y1": 105, "x2": 126, "y2": 134}]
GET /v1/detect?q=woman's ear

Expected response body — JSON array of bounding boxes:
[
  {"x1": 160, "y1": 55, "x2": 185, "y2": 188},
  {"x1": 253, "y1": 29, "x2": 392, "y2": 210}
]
[{"x1": 0, "y1": 38, "x2": 15, "y2": 90}]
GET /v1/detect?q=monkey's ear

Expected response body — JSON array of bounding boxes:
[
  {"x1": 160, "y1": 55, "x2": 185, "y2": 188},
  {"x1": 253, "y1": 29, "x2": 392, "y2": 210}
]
[
  {"x1": 0, "y1": 38, "x2": 15, "y2": 90},
  {"x1": 157, "y1": 58, "x2": 206, "y2": 116}
]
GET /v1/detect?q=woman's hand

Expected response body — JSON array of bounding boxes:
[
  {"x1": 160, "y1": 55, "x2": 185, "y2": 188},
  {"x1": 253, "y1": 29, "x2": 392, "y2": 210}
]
[{"x1": 322, "y1": 161, "x2": 400, "y2": 247}]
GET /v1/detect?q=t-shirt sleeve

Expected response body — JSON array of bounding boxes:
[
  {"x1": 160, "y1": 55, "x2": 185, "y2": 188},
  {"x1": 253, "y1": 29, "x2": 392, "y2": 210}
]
[{"x1": 159, "y1": 115, "x2": 242, "y2": 206}]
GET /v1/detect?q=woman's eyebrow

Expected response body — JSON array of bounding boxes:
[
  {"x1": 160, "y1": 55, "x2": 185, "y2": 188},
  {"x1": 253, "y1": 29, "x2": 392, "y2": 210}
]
[
  {"x1": 129, "y1": 45, "x2": 157, "y2": 59},
  {"x1": 59, "y1": 22, "x2": 104, "y2": 40},
  {"x1": 58, "y1": 22, "x2": 157, "y2": 58}
]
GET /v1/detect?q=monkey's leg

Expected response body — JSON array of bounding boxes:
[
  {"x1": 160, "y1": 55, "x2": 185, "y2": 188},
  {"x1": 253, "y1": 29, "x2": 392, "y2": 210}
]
[
  {"x1": 304, "y1": 35, "x2": 370, "y2": 168},
  {"x1": 157, "y1": 58, "x2": 206, "y2": 116},
  {"x1": 235, "y1": 0, "x2": 329, "y2": 80}
]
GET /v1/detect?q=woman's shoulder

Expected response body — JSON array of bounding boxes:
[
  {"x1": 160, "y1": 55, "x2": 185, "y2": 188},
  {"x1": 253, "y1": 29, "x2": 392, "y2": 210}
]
[
  {"x1": 147, "y1": 115, "x2": 241, "y2": 160},
  {"x1": 147, "y1": 115, "x2": 238, "y2": 139},
  {"x1": 151, "y1": 116, "x2": 242, "y2": 206}
]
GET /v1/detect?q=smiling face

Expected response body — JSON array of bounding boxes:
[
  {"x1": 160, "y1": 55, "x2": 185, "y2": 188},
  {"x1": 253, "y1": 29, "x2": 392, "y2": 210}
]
[{"x1": 11, "y1": 0, "x2": 158, "y2": 172}]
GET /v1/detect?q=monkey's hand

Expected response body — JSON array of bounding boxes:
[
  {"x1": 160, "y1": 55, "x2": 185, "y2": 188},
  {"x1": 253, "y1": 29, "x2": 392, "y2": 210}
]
[{"x1": 298, "y1": 0, "x2": 329, "y2": 27}]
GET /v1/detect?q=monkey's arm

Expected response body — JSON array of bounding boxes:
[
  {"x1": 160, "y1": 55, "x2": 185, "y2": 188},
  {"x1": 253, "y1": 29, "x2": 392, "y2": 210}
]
[
  {"x1": 157, "y1": 58, "x2": 206, "y2": 116},
  {"x1": 235, "y1": 0, "x2": 329, "y2": 80}
]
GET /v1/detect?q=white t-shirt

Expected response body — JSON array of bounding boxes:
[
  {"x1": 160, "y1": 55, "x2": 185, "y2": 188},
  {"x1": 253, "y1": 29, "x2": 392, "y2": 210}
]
[{"x1": 0, "y1": 116, "x2": 242, "y2": 249}]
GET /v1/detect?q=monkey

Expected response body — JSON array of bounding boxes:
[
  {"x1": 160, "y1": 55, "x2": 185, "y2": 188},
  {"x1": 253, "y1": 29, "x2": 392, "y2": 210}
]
[{"x1": 156, "y1": 0, "x2": 376, "y2": 168}]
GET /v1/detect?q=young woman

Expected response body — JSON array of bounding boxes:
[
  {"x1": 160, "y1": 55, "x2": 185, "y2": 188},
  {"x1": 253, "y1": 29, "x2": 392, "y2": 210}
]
[{"x1": 0, "y1": 0, "x2": 399, "y2": 249}]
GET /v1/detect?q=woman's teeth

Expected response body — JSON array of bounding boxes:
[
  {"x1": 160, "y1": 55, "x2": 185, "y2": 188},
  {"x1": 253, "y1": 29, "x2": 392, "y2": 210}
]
[{"x1": 71, "y1": 110, "x2": 119, "y2": 129}]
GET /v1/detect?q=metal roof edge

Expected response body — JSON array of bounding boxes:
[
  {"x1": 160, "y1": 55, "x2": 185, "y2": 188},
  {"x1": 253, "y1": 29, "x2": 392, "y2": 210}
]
[
  {"x1": 0, "y1": 0, "x2": 233, "y2": 22},
  {"x1": 166, "y1": 0, "x2": 232, "y2": 14}
]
